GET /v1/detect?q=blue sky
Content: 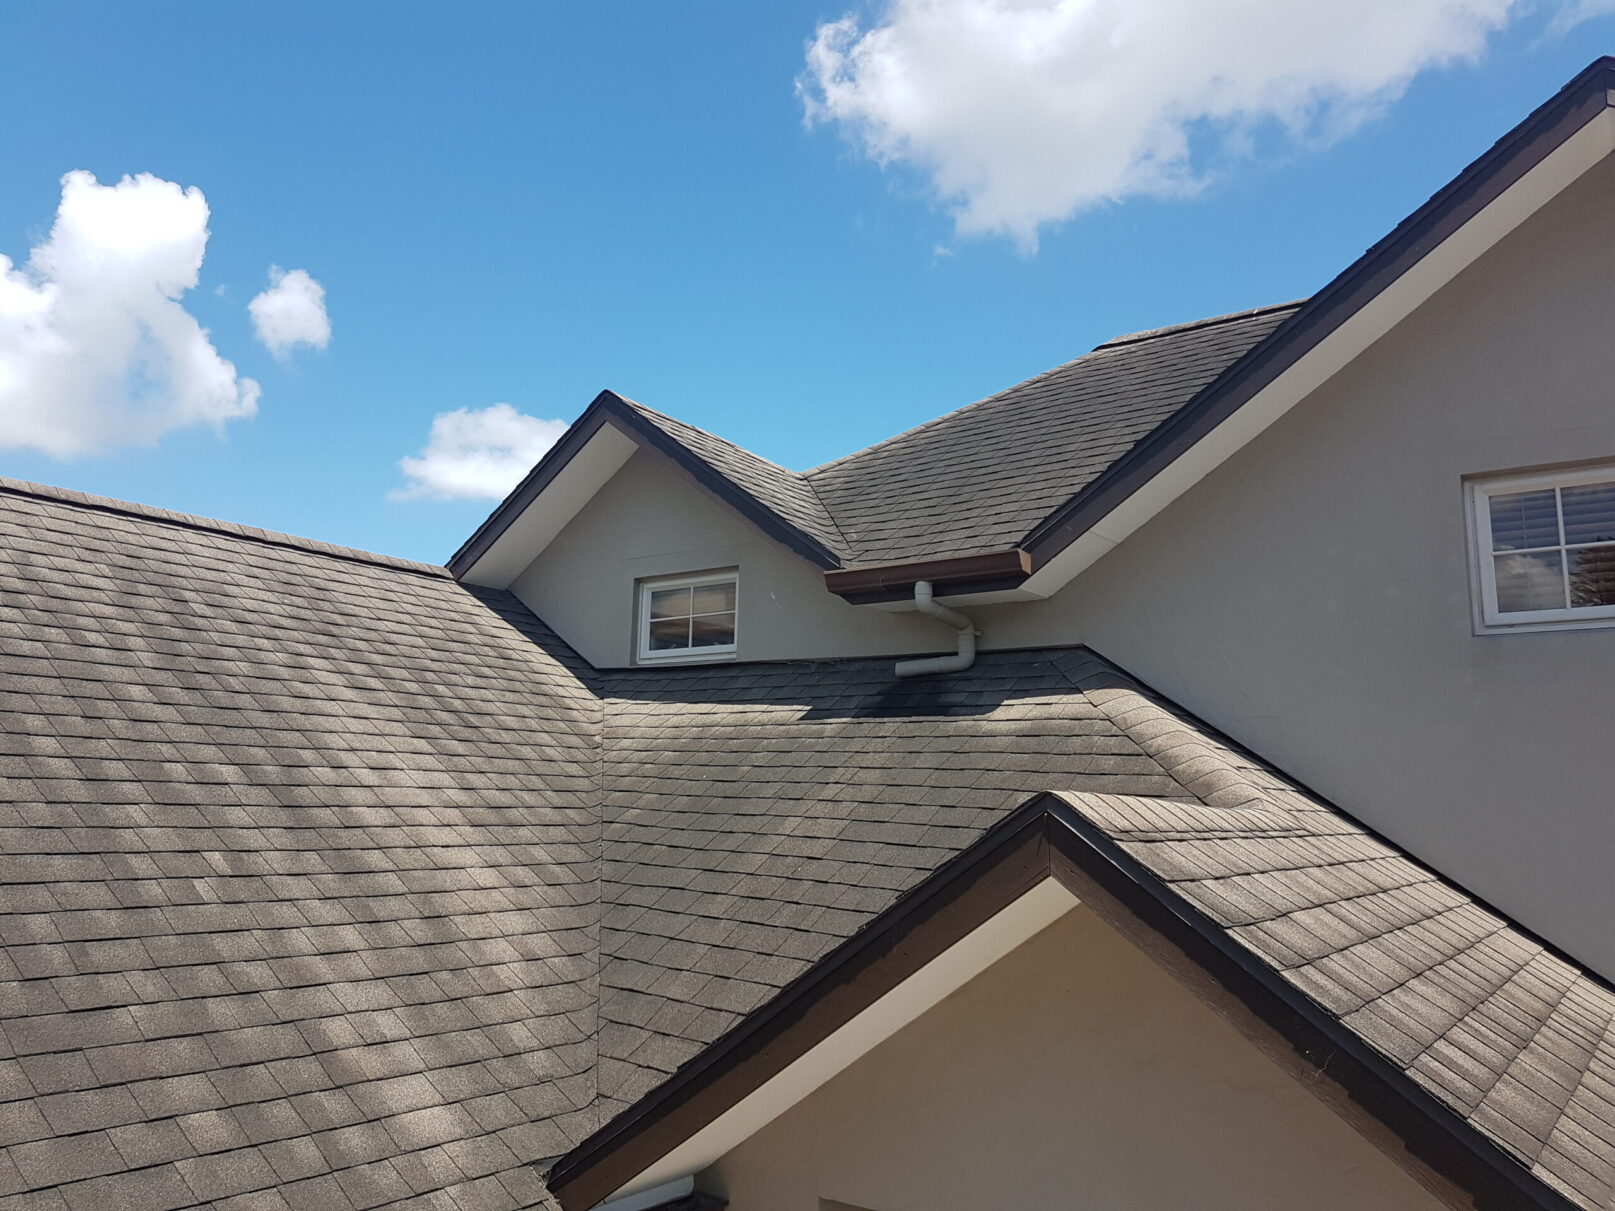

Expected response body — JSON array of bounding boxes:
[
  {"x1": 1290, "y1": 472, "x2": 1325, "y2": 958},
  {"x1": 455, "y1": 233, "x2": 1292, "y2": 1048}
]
[{"x1": 2, "y1": 2, "x2": 1613, "y2": 564}]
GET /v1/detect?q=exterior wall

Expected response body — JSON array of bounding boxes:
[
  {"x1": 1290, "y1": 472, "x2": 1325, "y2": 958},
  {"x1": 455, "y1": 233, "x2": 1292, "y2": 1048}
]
[
  {"x1": 510, "y1": 449, "x2": 939, "y2": 668},
  {"x1": 976, "y1": 151, "x2": 1615, "y2": 979},
  {"x1": 704, "y1": 907, "x2": 1443, "y2": 1211}
]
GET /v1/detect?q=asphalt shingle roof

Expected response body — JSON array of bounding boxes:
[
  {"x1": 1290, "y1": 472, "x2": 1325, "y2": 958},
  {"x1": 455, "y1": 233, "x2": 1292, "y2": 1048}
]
[
  {"x1": 562, "y1": 304, "x2": 1301, "y2": 573},
  {"x1": 5, "y1": 471, "x2": 1615, "y2": 1210},
  {"x1": 0, "y1": 480, "x2": 603, "y2": 1211},
  {"x1": 1049, "y1": 673, "x2": 1615, "y2": 1211},
  {"x1": 803, "y1": 302, "x2": 1301, "y2": 563}
]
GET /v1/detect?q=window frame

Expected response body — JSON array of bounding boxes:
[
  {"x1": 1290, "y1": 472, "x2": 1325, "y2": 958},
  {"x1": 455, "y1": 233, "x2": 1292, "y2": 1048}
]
[
  {"x1": 1467, "y1": 462, "x2": 1615, "y2": 633},
  {"x1": 635, "y1": 569, "x2": 740, "y2": 664}
]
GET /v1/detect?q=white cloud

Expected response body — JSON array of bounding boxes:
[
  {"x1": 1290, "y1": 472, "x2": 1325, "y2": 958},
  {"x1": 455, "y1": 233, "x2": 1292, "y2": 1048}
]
[
  {"x1": 248, "y1": 266, "x2": 330, "y2": 357},
  {"x1": 392, "y1": 403, "x2": 569, "y2": 501},
  {"x1": 800, "y1": 0, "x2": 1528, "y2": 248},
  {"x1": 0, "y1": 171, "x2": 259, "y2": 457}
]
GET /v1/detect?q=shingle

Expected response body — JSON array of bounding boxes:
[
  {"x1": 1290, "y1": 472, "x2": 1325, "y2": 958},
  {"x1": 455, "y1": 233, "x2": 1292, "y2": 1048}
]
[{"x1": 6, "y1": 450, "x2": 1615, "y2": 1211}]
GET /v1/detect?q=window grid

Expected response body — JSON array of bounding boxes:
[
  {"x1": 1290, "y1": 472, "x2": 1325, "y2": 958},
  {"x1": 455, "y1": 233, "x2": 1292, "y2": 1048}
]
[
  {"x1": 1471, "y1": 466, "x2": 1615, "y2": 630},
  {"x1": 636, "y1": 572, "x2": 739, "y2": 663}
]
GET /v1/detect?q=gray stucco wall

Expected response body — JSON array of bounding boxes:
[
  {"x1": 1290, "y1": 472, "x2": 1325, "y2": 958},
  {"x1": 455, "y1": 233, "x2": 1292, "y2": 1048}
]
[
  {"x1": 707, "y1": 907, "x2": 1445, "y2": 1211},
  {"x1": 510, "y1": 449, "x2": 938, "y2": 668},
  {"x1": 986, "y1": 152, "x2": 1615, "y2": 979}
]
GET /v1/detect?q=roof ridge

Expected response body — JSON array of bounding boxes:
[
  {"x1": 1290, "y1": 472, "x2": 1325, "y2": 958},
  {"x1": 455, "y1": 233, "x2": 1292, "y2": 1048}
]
[
  {"x1": 802, "y1": 301, "x2": 1301, "y2": 480},
  {"x1": 617, "y1": 395, "x2": 858, "y2": 554},
  {"x1": 1093, "y1": 299, "x2": 1307, "y2": 351},
  {"x1": 0, "y1": 476, "x2": 450, "y2": 579},
  {"x1": 620, "y1": 397, "x2": 808, "y2": 478}
]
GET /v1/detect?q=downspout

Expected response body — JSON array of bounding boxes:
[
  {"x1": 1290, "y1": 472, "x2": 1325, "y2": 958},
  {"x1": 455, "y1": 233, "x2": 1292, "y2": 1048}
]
[{"x1": 895, "y1": 581, "x2": 979, "y2": 678}]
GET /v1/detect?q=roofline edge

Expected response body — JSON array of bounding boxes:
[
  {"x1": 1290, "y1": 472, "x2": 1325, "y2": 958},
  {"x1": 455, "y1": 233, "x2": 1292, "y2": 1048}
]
[
  {"x1": 448, "y1": 392, "x2": 844, "y2": 581},
  {"x1": 547, "y1": 792, "x2": 1571, "y2": 1211},
  {"x1": 1019, "y1": 56, "x2": 1615, "y2": 570}
]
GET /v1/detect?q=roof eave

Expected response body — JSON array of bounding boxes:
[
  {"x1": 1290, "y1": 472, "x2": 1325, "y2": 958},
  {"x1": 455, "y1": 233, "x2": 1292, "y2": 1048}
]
[
  {"x1": 448, "y1": 391, "x2": 844, "y2": 586},
  {"x1": 1017, "y1": 56, "x2": 1615, "y2": 591},
  {"x1": 546, "y1": 792, "x2": 1568, "y2": 1211},
  {"x1": 823, "y1": 548, "x2": 1034, "y2": 604}
]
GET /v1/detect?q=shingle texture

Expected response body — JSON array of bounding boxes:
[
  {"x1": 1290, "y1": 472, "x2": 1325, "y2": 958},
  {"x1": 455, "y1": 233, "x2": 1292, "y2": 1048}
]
[
  {"x1": 0, "y1": 481, "x2": 602, "y2": 1211},
  {"x1": 616, "y1": 400, "x2": 848, "y2": 559},
  {"x1": 5, "y1": 474, "x2": 1615, "y2": 1210},
  {"x1": 802, "y1": 302, "x2": 1300, "y2": 562},
  {"x1": 1047, "y1": 670, "x2": 1615, "y2": 1211},
  {"x1": 598, "y1": 305, "x2": 1299, "y2": 570},
  {"x1": 592, "y1": 649, "x2": 1185, "y2": 1114}
]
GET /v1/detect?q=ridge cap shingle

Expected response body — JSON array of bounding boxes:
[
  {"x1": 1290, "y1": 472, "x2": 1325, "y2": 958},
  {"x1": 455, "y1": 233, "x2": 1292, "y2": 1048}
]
[{"x1": 0, "y1": 475, "x2": 450, "y2": 579}]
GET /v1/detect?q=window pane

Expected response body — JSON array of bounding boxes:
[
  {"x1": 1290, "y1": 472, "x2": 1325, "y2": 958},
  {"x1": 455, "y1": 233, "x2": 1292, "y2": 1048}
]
[
  {"x1": 690, "y1": 581, "x2": 736, "y2": 614},
  {"x1": 1568, "y1": 544, "x2": 1615, "y2": 609},
  {"x1": 647, "y1": 617, "x2": 691, "y2": 650},
  {"x1": 689, "y1": 613, "x2": 736, "y2": 647},
  {"x1": 1561, "y1": 481, "x2": 1615, "y2": 546},
  {"x1": 1488, "y1": 489, "x2": 1559, "y2": 551},
  {"x1": 1493, "y1": 550, "x2": 1564, "y2": 613},
  {"x1": 649, "y1": 587, "x2": 691, "y2": 620}
]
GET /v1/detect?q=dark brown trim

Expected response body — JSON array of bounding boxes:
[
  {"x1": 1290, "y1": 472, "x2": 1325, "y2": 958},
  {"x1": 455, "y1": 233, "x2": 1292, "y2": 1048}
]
[
  {"x1": 1020, "y1": 56, "x2": 1615, "y2": 567},
  {"x1": 448, "y1": 391, "x2": 843, "y2": 579},
  {"x1": 546, "y1": 806, "x2": 1054, "y2": 1210},
  {"x1": 547, "y1": 794, "x2": 1572, "y2": 1211},
  {"x1": 823, "y1": 550, "x2": 1032, "y2": 602},
  {"x1": 1041, "y1": 807, "x2": 1570, "y2": 1211}
]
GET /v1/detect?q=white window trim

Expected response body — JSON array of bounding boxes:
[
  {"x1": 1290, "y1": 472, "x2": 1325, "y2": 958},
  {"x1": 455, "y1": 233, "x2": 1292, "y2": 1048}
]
[
  {"x1": 1467, "y1": 462, "x2": 1615, "y2": 634},
  {"x1": 636, "y1": 570, "x2": 739, "y2": 664}
]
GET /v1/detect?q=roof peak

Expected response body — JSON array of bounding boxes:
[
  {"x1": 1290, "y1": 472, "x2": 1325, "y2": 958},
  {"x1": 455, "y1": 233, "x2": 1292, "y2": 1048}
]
[{"x1": 0, "y1": 475, "x2": 448, "y2": 579}]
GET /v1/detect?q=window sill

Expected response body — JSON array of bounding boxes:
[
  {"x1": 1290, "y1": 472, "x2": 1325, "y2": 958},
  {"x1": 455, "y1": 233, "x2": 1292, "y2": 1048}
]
[
  {"x1": 634, "y1": 650, "x2": 740, "y2": 667},
  {"x1": 1475, "y1": 614, "x2": 1615, "y2": 636}
]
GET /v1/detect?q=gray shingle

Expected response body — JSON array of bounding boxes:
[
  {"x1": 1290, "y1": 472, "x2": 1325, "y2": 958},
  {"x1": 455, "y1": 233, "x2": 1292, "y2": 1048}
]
[{"x1": 7, "y1": 446, "x2": 1615, "y2": 1211}]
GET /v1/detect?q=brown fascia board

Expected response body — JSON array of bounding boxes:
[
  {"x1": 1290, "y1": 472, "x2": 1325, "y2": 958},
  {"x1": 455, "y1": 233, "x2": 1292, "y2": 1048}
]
[
  {"x1": 546, "y1": 793, "x2": 1572, "y2": 1211},
  {"x1": 1019, "y1": 56, "x2": 1615, "y2": 567},
  {"x1": 446, "y1": 390, "x2": 843, "y2": 579},
  {"x1": 823, "y1": 549, "x2": 1033, "y2": 603}
]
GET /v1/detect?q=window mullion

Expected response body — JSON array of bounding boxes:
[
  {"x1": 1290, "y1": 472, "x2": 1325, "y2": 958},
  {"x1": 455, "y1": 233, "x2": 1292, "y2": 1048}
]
[{"x1": 1556, "y1": 487, "x2": 1571, "y2": 609}]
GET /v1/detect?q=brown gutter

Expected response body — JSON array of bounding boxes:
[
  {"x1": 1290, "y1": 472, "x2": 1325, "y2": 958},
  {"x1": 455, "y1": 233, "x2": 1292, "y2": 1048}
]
[{"x1": 824, "y1": 549, "x2": 1032, "y2": 604}]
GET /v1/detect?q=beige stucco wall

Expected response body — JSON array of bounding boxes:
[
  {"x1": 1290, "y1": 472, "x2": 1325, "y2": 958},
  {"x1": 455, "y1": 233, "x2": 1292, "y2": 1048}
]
[
  {"x1": 705, "y1": 906, "x2": 1444, "y2": 1211},
  {"x1": 977, "y1": 150, "x2": 1615, "y2": 980},
  {"x1": 510, "y1": 449, "x2": 940, "y2": 668}
]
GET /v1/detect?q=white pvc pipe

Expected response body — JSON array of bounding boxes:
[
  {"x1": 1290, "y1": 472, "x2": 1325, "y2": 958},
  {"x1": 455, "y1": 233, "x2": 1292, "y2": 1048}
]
[{"x1": 895, "y1": 581, "x2": 980, "y2": 678}]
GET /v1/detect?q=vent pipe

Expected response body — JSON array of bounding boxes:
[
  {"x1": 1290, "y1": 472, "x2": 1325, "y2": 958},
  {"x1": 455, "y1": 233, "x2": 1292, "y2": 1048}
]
[{"x1": 895, "y1": 581, "x2": 979, "y2": 678}]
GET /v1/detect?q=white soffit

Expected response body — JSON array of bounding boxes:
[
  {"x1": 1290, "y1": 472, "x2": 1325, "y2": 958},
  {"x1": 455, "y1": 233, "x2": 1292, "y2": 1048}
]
[
  {"x1": 458, "y1": 422, "x2": 638, "y2": 589},
  {"x1": 1021, "y1": 107, "x2": 1615, "y2": 599},
  {"x1": 600, "y1": 877, "x2": 1079, "y2": 1205}
]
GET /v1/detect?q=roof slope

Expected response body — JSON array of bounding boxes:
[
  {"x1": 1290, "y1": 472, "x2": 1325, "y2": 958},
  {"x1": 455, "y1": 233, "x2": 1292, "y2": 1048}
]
[
  {"x1": 613, "y1": 400, "x2": 848, "y2": 559},
  {"x1": 450, "y1": 303, "x2": 1301, "y2": 579},
  {"x1": 557, "y1": 660, "x2": 1615, "y2": 1211},
  {"x1": 8, "y1": 481, "x2": 1615, "y2": 1211},
  {"x1": 805, "y1": 302, "x2": 1300, "y2": 563},
  {"x1": 0, "y1": 481, "x2": 603, "y2": 1211},
  {"x1": 592, "y1": 649, "x2": 1189, "y2": 1114},
  {"x1": 1062, "y1": 681, "x2": 1615, "y2": 1211}
]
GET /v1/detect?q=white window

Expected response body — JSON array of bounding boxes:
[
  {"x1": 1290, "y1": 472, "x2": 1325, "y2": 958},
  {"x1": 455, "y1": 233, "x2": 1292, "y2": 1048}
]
[
  {"x1": 1469, "y1": 464, "x2": 1615, "y2": 631},
  {"x1": 637, "y1": 571, "x2": 738, "y2": 662}
]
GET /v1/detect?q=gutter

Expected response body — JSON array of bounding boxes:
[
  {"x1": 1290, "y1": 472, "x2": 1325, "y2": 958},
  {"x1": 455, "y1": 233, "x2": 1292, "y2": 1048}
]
[{"x1": 824, "y1": 549, "x2": 1032, "y2": 604}]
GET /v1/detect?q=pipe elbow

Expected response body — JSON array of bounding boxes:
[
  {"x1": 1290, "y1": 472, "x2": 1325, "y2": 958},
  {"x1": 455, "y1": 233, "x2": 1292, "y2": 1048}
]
[{"x1": 895, "y1": 581, "x2": 979, "y2": 678}]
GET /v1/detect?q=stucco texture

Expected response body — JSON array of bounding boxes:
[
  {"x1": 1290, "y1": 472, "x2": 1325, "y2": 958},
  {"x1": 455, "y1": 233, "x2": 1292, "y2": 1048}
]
[
  {"x1": 993, "y1": 152, "x2": 1615, "y2": 981},
  {"x1": 705, "y1": 906, "x2": 1443, "y2": 1211}
]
